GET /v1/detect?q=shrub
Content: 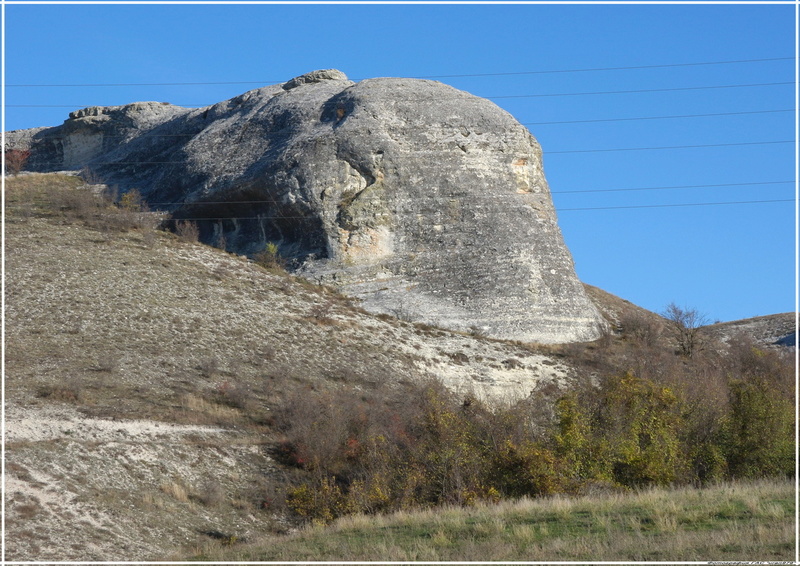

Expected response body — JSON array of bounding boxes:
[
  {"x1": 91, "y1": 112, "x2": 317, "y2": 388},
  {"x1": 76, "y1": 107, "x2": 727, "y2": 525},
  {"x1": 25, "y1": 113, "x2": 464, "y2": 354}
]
[
  {"x1": 489, "y1": 439, "x2": 563, "y2": 498},
  {"x1": 4, "y1": 149, "x2": 30, "y2": 176},
  {"x1": 275, "y1": 381, "x2": 575, "y2": 523},
  {"x1": 35, "y1": 380, "x2": 84, "y2": 403},
  {"x1": 215, "y1": 379, "x2": 253, "y2": 411},
  {"x1": 198, "y1": 357, "x2": 219, "y2": 378},
  {"x1": 271, "y1": 334, "x2": 795, "y2": 526},
  {"x1": 552, "y1": 394, "x2": 596, "y2": 487},
  {"x1": 254, "y1": 242, "x2": 284, "y2": 270},
  {"x1": 545, "y1": 373, "x2": 691, "y2": 489},
  {"x1": 51, "y1": 186, "x2": 106, "y2": 221},
  {"x1": 194, "y1": 480, "x2": 226, "y2": 508},
  {"x1": 689, "y1": 441, "x2": 728, "y2": 484},
  {"x1": 286, "y1": 476, "x2": 353, "y2": 525},
  {"x1": 722, "y1": 377, "x2": 795, "y2": 478},
  {"x1": 118, "y1": 188, "x2": 144, "y2": 210},
  {"x1": 175, "y1": 220, "x2": 200, "y2": 243},
  {"x1": 620, "y1": 311, "x2": 662, "y2": 347},
  {"x1": 594, "y1": 372, "x2": 686, "y2": 486}
]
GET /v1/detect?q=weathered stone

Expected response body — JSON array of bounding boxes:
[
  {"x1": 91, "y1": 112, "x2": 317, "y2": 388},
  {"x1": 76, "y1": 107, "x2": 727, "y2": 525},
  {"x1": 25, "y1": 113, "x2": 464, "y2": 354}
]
[
  {"x1": 6, "y1": 70, "x2": 605, "y2": 343},
  {"x1": 282, "y1": 69, "x2": 349, "y2": 90}
]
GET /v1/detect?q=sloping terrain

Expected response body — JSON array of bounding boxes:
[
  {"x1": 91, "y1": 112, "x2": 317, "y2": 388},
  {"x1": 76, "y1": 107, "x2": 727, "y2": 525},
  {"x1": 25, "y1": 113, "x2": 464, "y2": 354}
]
[
  {"x1": 5, "y1": 174, "x2": 573, "y2": 561},
  {"x1": 5, "y1": 173, "x2": 793, "y2": 561},
  {"x1": 582, "y1": 283, "x2": 667, "y2": 330},
  {"x1": 704, "y1": 313, "x2": 795, "y2": 349}
]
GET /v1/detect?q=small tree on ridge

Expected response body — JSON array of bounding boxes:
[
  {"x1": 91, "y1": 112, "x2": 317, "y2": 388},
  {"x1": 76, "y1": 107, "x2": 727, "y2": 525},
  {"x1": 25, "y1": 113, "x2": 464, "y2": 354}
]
[{"x1": 662, "y1": 302, "x2": 709, "y2": 358}]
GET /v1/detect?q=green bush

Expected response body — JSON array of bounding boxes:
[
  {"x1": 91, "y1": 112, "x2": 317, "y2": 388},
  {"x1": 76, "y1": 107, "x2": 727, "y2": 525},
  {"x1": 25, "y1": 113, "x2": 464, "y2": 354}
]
[
  {"x1": 722, "y1": 378, "x2": 795, "y2": 478},
  {"x1": 596, "y1": 372, "x2": 686, "y2": 486},
  {"x1": 489, "y1": 439, "x2": 563, "y2": 497},
  {"x1": 552, "y1": 394, "x2": 594, "y2": 486}
]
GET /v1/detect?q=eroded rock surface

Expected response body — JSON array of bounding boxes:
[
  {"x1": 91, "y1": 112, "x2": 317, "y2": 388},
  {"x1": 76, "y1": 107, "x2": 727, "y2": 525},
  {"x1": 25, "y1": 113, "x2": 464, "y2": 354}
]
[{"x1": 7, "y1": 69, "x2": 604, "y2": 343}]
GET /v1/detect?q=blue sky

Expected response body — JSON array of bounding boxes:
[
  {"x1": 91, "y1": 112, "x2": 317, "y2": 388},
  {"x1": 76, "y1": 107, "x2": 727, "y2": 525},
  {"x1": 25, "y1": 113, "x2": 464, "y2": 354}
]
[{"x1": 3, "y1": 3, "x2": 796, "y2": 323}]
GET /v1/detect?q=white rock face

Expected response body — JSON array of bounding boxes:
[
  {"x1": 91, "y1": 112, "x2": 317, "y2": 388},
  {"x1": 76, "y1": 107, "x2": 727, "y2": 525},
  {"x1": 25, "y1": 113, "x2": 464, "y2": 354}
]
[{"x1": 7, "y1": 70, "x2": 605, "y2": 343}]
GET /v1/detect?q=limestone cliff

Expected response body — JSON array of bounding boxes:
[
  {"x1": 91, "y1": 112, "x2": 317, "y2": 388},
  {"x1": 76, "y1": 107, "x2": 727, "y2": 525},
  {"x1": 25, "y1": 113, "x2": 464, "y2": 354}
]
[{"x1": 6, "y1": 69, "x2": 605, "y2": 343}]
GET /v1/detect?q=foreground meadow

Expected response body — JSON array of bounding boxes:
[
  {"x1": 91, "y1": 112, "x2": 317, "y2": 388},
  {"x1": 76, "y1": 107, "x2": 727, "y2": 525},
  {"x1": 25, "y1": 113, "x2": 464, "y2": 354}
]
[{"x1": 184, "y1": 478, "x2": 795, "y2": 561}]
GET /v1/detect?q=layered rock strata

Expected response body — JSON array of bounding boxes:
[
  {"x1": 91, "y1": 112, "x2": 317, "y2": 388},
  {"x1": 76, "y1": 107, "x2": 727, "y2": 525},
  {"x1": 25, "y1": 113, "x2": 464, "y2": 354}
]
[{"x1": 6, "y1": 69, "x2": 605, "y2": 343}]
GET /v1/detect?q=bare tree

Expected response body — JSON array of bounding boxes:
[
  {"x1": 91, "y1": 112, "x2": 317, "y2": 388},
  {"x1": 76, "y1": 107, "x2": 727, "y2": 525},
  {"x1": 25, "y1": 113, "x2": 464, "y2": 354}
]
[{"x1": 662, "y1": 302, "x2": 709, "y2": 358}]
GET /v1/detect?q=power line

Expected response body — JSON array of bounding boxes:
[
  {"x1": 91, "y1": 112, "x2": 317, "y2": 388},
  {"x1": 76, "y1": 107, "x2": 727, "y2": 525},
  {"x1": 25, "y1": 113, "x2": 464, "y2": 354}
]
[
  {"x1": 5, "y1": 81, "x2": 794, "y2": 109},
  {"x1": 488, "y1": 82, "x2": 793, "y2": 100},
  {"x1": 5, "y1": 56, "x2": 793, "y2": 87},
  {"x1": 547, "y1": 140, "x2": 794, "y2": 154},
  {"x1": 133, "y1": 180, "x2": 791, "y2": 206},
  {"x1": 24, "y1": 139, "x2": 794, "y2": 168},
  {"x1": 557, "y1": 199, "x2": 794, "y2": 211},
  {"x1": 8, "y1": 108, "x2": 794, "y2": 134},
  {"x1": 10, "y1": 197, "x2": 794, "y2": 216},
  {"x1": 524, "y1": 109, "x2": 794, "y2": 126},
  {"x1": 551, "y1": 180, "x2": 794, "y2": 195},
  {"x1": 145, "y1": 199, "x2": 798, "y2": 221},
  {"x1": 9, "y1": 108, "x2": 792, "y2": 142},
  {"x1": 415, "y1": 57, "x2": 795, "y2": 79},
  {"x1": 112, "y1": 181, "x2": 787, "y2": 208}
]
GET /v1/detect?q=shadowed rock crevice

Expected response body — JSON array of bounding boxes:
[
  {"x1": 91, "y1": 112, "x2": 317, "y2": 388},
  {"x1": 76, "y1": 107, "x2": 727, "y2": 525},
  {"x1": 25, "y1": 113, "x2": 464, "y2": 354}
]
[{"x1": 7, "y1": 69, "x2": 605, "y2": 343}]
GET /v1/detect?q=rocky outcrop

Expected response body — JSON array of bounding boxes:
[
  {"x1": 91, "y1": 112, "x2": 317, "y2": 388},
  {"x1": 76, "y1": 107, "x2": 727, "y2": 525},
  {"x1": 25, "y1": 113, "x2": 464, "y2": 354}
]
[
  {"x1": 7, "y1": 70, "x2": 605, "y2": 343},
  {"x1": 703, "y1": 312, "x2": 796, "y2": 350}
]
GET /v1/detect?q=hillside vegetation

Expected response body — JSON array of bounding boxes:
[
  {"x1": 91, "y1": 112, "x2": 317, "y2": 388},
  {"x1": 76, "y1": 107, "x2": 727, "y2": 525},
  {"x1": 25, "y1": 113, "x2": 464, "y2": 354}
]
[{"x1": 5, "y1": 173, "x2": 795, "y2": 561}]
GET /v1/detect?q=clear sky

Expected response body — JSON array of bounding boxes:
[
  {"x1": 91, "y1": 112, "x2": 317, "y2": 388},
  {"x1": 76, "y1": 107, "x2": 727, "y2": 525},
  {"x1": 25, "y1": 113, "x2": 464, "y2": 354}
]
[{"x1": 3, "y1": 3, "x2": 796, "y2": 323}]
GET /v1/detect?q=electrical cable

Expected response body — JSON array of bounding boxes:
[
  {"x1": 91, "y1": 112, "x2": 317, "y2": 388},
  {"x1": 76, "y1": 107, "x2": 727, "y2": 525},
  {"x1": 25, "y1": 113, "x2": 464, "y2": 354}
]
[
  {"x1": 5, "y1": 56, "x2": 793, "y2": 87},
  {"x1": 524, "y1": 109, "x2": 794, "y2": 126},
  {"x1": 557, "y1": 199, "x2": 794, "y2": 211},
  {"x1": 25, "y1": 138, "x2": 790, "y2": 166},
  {"x1": 6, "y1": 81, "x2": 794, "y2": 109},
  {"x1": 145, "y1": 198, "x2": 797, "y2": 221},
  {"x1": 7, "y1": 109, "x2": 793, "y2": 133},
  {"x1": 547, "y1": 140, "x2": 794, "y2": 154},
  {"x1": 551, "y1": 180, "x2": 794, "y2": 195}
]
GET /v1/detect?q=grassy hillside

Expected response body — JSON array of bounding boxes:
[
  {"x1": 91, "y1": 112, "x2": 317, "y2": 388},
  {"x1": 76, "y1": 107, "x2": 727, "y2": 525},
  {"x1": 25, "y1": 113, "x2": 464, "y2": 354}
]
[
  {"x1": 185, "y1": 478, "x2": 795, "y2": 562},
  {"x1": 4, "y1": 173, "x2": 573, "y2": 560},
  {"x1": 5, "y1": 173, "x2": 795, "y2": 561}
]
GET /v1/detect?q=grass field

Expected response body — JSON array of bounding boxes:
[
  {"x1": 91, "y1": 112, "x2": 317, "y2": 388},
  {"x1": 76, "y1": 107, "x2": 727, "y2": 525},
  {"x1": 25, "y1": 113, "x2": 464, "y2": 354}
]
[{"x1": 183, "y1": 478, "x2": 796, "y2": 562}]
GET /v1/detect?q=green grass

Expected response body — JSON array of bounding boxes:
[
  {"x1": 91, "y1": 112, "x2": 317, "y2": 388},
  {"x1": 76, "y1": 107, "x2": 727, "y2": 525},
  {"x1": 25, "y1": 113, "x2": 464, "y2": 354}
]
[{"x1": 184, "y1": 478, "x2": 795, "y2": 562}]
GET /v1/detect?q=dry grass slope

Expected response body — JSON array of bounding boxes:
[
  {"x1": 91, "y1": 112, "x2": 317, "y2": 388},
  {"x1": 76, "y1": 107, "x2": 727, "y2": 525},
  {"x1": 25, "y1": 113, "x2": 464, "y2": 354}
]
[
  {"x1": 5, "y1": 174, "x2": 794, "y2": 562},
  {"x1": 5, "y1": 174, "x2": 573, "y2": 561}
]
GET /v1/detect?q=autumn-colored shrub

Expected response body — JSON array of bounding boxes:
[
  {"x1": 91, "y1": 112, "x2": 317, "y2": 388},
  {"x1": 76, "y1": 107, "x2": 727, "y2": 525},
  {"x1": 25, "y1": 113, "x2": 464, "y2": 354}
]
[
  {"x1": 279, "y1": 381, "x2": 581, "y2": 523},
  {"x1": 254, "y1": 242, "x2": 284, "y2": 270},
  {"x1": 286, "y1": 476, "x2": 353, "y2": 525},
  {"x1": 274, "y1": 328, "x2": 795, "y2": 524},
  {"x1": 4, "y1": 149, "x2": 30, "y2": 176},
  {"x1": 118, "y1": 188, "x2": 148, "y2": 211}
]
